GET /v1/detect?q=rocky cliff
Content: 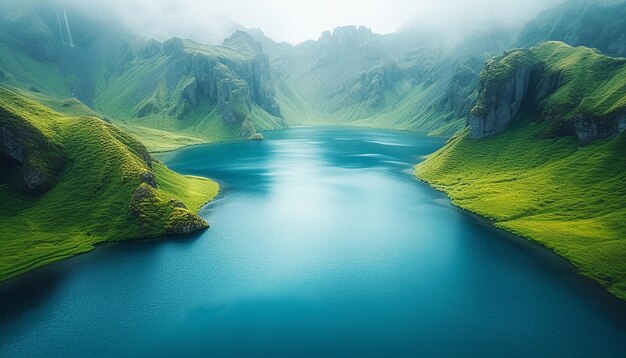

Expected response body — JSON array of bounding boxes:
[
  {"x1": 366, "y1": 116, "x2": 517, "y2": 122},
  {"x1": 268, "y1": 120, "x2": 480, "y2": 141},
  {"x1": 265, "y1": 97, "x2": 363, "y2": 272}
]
[
  {"x1": 468, "y1": 42, "x2": 626, "y2": 144},
  {"x1": 468, "y1": 49, "x2": 534, "y2": 139},
  {"x1": 135, "y1": 33, "x2": 281, "y2": 124},
  {"x1": 0, "y1": 106, "x2": 65, "y2": 195}
]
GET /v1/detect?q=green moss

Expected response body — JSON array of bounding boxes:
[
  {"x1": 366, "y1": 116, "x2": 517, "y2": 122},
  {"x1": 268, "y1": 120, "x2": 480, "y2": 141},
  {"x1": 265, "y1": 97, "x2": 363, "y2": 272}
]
[
  {"x1": 0, "y1": 86, "x2": 219, "y2": 281},
  {"x1": 416, "y1": 120, "x2": 626, "y2": 300}
]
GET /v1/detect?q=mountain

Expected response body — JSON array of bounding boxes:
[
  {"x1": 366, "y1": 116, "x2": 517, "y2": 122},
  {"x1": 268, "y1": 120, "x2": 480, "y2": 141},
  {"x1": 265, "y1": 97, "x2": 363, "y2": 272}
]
[
  {"x1": 96, "y1": 32, "x2": 287, "y2": 150},
  {"x1": 517, "y1": 0, "x2": 626, "y2": 56},
  {"x1": 262, "y1": 24, "x2": 516, "y2": 136},
  {"x1": 416, "y1": 41, "x2": 626, "y2": 299},
  {"x1": 0, "y1": 4, "x2": 286, "y2": 151},
  {"x1": 0, "y1": 86, "x2": 219, "y2": 281},
  {"x1": 2, "y1": 0, "x2": 625, "y2": 151}
]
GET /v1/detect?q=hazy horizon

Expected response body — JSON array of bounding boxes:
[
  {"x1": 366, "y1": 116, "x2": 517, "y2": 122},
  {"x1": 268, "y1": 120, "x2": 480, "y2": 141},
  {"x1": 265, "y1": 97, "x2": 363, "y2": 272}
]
[{"x1": 33, "y1": 0, "x2": 566, "y2": 45}]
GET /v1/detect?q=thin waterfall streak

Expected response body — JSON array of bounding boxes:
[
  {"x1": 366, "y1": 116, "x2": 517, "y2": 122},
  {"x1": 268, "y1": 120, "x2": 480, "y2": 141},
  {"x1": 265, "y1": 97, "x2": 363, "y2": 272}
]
[
  {"x1": 63, "y1": 10, "x2": 74, "y2": 48},
  {"x1": 55, "y1": 10, "x2": 66, "y2": 45}
]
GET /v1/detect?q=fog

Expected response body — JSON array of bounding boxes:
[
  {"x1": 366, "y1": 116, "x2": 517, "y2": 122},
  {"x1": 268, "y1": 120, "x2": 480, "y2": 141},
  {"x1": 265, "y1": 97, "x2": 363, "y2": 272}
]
[{"x1": 24, "y1": 0, "x2": 566, "y2": 44}]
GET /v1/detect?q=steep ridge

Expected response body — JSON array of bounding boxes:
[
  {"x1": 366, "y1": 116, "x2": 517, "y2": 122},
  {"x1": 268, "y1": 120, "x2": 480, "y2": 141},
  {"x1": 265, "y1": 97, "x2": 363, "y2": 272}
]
[
  {"x1": 416, "y1": 41, "x2": 626, "y2": 299},
  {"x1": 0, "y1": 4, "x2": 287, "y2": 151},
  {"x1": 96, "y1": 32, "x2": 287, "y2": 149},
  {"x1": 469, "y1": 42, "x2": 626, "y2": 142},
  {"x1": 0, "y1": 86, "x2": 219, "y2": 281}
]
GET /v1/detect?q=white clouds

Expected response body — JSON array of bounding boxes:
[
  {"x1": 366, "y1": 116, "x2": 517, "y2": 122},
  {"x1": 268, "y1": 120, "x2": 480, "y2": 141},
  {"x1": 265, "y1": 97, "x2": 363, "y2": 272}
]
[{"x1": 67, "y1": 0, "x2": 564, "y2": 44}]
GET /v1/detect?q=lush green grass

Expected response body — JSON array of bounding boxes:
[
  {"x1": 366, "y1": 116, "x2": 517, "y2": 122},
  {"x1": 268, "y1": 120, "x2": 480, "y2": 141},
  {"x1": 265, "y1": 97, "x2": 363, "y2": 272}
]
[
  {"x1": 533, "y1": 42, "x2": 626, "y2": 120},
  {"x1": 0, "y1": 42, "x2": 70, "y2": 99},
  {"x1": 417, "y1": 120, "x2": 626, "y2": 300},
  {"x1": 0, "y1": 87, "x2": 219, "y2": 281},
  {"x1": 417, "y1": 41, "x2": 626, "y2": 300}
]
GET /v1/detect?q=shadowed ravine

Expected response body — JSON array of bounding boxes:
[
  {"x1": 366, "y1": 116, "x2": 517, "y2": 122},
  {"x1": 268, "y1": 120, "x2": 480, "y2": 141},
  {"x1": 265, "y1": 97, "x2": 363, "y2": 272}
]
[{"x1": 0, "y1": 127, "x2": 625, "y2": 357}]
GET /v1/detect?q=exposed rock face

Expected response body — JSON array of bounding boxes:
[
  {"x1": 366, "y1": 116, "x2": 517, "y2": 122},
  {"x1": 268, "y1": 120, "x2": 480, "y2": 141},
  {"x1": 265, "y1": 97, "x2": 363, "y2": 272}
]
[
  {"x1": 139, "y1": 171, "x2": 157, "y2": 188},
  {"x1": 0, "y1": 107, "x2": 65, "y2": 195},
  {"x1": 438, "y1": 56, "x2": 483, "y2": 119},
  {"x1": 336, "y1": 62, "x2": 401, "y2": 109},
  {"x1": 315, "y1": 26, "x2": 385, "y2": 66},
  {"x1": 563, "y1": 112, "x2": 626, "y2": 145},
  {"x1": 165, "y1": 208, "x2": 209, "y2": 235},
  {"x1": 158, "y1": 35, "x2": 281, "y2": 124},
  {"x1": 239, "y1": 119, "x2": 257, "y2": 138},
  {"x1": 128, "y1": 182, "x2": 209, "y2": 236},
  {"x1": 216, "y1": 74, "x2": 252, "y2": 123},
  {"x1": 468, "y1": 43, "x2": 626, "y2": 144},
  {"x1": 468, "y1": 50, "x2": 533, "y2": 139}
]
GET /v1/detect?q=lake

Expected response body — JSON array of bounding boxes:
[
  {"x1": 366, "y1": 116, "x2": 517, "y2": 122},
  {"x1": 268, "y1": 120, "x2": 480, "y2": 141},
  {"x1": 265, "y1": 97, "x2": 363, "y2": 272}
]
[{"x1": 1, "y1": 127, "x2": 625, "y2": 357}]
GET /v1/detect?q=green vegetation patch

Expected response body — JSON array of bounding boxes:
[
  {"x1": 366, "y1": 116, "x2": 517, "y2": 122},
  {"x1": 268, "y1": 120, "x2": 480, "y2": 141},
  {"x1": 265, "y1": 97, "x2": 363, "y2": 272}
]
[
  {"x1": 0, "y1": 87, "x2": 219, "y2": 281},
  {"x1": 416, "y1": 122, "x2": 626, "y2": 300}
]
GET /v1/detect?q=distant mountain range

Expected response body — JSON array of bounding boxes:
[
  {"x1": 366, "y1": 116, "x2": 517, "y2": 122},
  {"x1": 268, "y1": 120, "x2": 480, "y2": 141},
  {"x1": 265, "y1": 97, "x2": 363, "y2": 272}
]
[{"x1": 1, "y1": 0, "x2": 624, "y2": 150}]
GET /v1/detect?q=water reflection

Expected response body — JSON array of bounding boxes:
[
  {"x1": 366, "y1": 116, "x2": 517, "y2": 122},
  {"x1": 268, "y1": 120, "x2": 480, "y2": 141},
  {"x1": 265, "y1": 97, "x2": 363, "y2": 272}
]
[{"x1": 1, "y1": 127, "x2": 625, "y2": 357}]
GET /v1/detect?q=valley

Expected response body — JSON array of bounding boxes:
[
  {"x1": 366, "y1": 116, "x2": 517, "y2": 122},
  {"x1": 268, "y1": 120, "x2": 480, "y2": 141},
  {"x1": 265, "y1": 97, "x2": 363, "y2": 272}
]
[{"x1": 0, "y1": 0, "x2": 625, "y2": 355}]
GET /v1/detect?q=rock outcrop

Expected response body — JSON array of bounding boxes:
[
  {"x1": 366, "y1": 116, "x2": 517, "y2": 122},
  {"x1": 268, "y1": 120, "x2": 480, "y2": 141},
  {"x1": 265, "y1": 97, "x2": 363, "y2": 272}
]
[
  {"x1": 468, "y1": 42, "x2": 626, "y2": 144},
  {"x1": 128, "y1": 182, "x2": 209, "y2": 235},
  {"x1": 121, "y1": 33, "x2": 281, "y2": 138},
  {"x1": 468, "y1": 49, "x2": 534, "y2": 139},
  {"x1": 165, "y1": 208, "x2": 209, "y2": 235},
  {"x1": 0, "y1": 107, "x2": 65, "y2": 195},
  {"x1": 336, "y1": 62, "x2": 401, "y2": 109}
]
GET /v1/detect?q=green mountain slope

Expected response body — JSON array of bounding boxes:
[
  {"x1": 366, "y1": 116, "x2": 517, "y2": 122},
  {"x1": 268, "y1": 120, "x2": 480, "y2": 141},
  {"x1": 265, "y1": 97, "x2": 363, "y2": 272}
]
[
  {"x1": 416, "y1": 42, "x2": 626, "y2": 299},
  {"x1": 517, "y1": 0, "x2": 626, "y2": 56},
  {"x1": 96, "y1": 33, "x2": 287, "y2": 150},
  {"x1": 264, "y1": 25, "x2": 514, "y2": 136},
  {"x1": 0, "y1": 3, "x2": 287, "y2": 151},
  {"x1": 0, "y1": 86, "x2": 219, "y2": 281}
]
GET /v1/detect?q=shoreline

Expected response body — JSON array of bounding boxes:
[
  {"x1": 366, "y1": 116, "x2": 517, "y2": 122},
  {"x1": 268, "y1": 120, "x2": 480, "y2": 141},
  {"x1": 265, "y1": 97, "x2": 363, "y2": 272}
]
[{"x1": 414, "y1": 172, "x2": 626, "y2": 303}]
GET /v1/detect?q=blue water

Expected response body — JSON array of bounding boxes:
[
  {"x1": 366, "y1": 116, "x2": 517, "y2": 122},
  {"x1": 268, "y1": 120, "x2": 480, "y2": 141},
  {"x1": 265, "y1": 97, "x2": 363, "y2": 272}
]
[{"x1": 1, "y1": 127, "x2": 624, "y2": 357}]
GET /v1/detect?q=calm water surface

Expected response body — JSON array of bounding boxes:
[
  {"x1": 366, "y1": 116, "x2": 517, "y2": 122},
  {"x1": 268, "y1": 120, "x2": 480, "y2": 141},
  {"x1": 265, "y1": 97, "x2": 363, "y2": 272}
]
[{"x1": 1, "y1": 127, "x2": 625, "y2": 357}]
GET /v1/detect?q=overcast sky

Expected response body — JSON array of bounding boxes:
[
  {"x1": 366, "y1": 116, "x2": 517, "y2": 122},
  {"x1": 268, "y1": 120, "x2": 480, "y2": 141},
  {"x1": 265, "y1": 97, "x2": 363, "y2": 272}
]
[{"x1": 79, "y1": 0, "x2": 564, "y2": 44}]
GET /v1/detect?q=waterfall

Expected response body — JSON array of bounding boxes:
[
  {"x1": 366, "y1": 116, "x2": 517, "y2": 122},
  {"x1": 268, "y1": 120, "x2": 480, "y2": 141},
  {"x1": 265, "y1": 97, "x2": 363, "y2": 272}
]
[
  {"x1": 63, "y1": 10, "x2": 74, "y2": 48},
  {"x1": 55, "y1": 10, "x2": 66, "y2": 45}
]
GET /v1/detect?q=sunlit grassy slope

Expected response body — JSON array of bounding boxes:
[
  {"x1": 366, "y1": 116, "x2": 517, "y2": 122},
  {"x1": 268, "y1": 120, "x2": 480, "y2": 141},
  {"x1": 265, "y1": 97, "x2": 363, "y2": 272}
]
[
  {"x1": 0, "y1": 87, "x2": 219, "y2": 281},
  {"x1": 417, "y1": 42, "x2": 626, "y2": 300}
]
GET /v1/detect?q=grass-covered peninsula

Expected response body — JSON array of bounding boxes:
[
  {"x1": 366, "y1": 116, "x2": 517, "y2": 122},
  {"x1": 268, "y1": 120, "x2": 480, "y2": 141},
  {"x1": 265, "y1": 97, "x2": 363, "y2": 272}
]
[
  {"x1": 417, "y1": 42, "x2": 626, "y2": 300},
  {"x1": 0, "y1": 87, "x2": 219, "y2": 281}
]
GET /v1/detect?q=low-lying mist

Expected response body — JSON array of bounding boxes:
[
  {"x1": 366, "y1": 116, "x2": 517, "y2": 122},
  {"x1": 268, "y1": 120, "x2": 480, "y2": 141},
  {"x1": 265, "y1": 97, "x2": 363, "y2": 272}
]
[{"x1": 0, "y1": 0, "x2": 567, "y2": 45}]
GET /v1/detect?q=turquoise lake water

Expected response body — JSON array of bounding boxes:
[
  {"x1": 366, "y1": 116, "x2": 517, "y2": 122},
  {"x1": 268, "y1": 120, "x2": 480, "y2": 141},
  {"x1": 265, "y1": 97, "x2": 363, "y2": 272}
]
[{"x1": 1, "y1": 127, "x2": 624, "y2": 357}]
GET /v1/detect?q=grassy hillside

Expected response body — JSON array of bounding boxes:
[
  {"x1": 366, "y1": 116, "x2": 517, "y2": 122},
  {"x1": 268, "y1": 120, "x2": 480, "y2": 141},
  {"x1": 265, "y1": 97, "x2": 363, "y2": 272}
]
[
  {"x1": 0, "y1": 86, "x2": 219, "y2": 281},
  {"x1": 416, "y1": 42, "x2": 626, "y2": 300}
]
